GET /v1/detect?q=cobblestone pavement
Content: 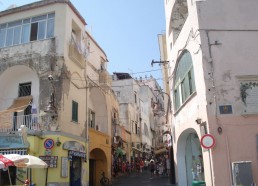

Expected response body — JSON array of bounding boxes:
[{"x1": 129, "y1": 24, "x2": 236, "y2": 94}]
[{"x1": 110, "y1": 170, "x2": 175, "y2": 186}]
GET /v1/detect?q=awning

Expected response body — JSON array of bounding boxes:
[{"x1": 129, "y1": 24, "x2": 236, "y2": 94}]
[
  {"x1": 154, "y1": 147, "x2": 167, "y2": 155},
  {"x1": 0, "y1": 96, "x2": 32, "y2": 115}
]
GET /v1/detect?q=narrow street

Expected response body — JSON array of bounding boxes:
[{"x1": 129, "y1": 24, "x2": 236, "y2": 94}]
[{"x1": 110, "y1": 170, "x2": 173, "y2": 186}]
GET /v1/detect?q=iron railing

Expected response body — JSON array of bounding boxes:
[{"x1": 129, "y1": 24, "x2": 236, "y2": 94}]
[{"x1": 0, "y1": 114, "x2": 48, "y2": 133}]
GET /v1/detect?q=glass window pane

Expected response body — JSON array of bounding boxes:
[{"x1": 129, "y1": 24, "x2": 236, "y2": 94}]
[
  {"x1": 32, "y1": 15, "x2": 47, "y2": 22},
  {"x1": 48, "y1": 13, "x2": 55, "y2": 19},
  {"x1": 8, "y1": 20, "x2": 22, "y2": 27},
  {"x1": 13, "y1": 26, "x2": 21, "y2": 45},
  {"x1": 46, "y1": 19, "x2": 54, "y2": 38},
  {"x1": 6, "y1": 28, "x2": 14, "y2": 46},
  {"x1": 23, "y1": 19, "x2": 31, "y2": 24},
  {"x1": 38, "y1": 21, "x2": 46, "y2": 40},
  {"x1": 0, "y1": 24, "x2": 7, "y2": 29},
  {"x1": 21, "y1": 24, "x2": 30, "y2": 43},
  {"x1": 0, "y1": 28, "x2": 6, "y2": 48},
  {"x1": 190, "y1": 67, "x2": 196, "y2": 93}
]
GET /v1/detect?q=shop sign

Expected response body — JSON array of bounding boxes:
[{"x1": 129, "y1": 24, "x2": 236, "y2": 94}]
[
  {"x1": 45, "y1": 149, "x2": 52, "y2": 156},
  {"x1": 68, "y1": 150, "x2": 86, "y2": 162},
  {"x1": 63, "y1": 141, "x2": 85, "y2": 152},
  {"x1": 201, "y1": 134, "x2": 215, "y2": 149},
  {"x1": 39, "y1": 156, "x2": 58, "y2": 168}
]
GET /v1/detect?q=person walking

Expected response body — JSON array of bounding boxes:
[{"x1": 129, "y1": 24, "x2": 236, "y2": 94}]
[
  {"x1": 150, "y1": 160, "x2": 155, "y2": 178},
  {"x1": 166, "y1": 158, "x2": 170, "y2": 177},
  {"x1": 140, "y1": 159, "x2": 144, "y2": 173}
]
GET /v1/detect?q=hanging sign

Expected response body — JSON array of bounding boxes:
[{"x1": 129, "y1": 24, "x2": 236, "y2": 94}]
[{"x1": 201, "y1": 134, "x2": 215, "y2": 149}]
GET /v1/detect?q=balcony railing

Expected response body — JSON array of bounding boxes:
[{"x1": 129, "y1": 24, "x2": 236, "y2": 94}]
[{"x1": 0, "y1": 114, "x2": 48, "y2": 133}]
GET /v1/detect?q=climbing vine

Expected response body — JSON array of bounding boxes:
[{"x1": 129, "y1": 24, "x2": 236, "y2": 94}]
[{"x1": 240, "y1": 82, "x2": 258, "y2": 105}]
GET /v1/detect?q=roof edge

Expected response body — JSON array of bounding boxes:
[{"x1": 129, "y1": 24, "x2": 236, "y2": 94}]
[{"x1": 0, "y1": 0, "x2": 86, "y2": 25}]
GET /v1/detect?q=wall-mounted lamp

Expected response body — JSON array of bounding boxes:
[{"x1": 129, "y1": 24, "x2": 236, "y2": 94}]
[
  {"x1": 56, "y1": 137, "x2": 61, "y2": 146},
  {"x1": 217, "y1": 127, "x2": 223, "y2": 135},
  {"x1": 195, "y1": 118, "x2": 202, "y2": 124}
]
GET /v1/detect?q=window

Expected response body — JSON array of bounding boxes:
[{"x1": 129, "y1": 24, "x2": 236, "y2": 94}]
[
  {"x1": 72, "y1": 101, "x2": 78, "y2": 122},
  {"x1": 88, "y1": 109, "x2": 95, "y2": 128},
  {"x1": 174, "y1": 50, "x2": 196, "y2": 111},
  {"x1": 0, "y1": 13, "x2": 55, "y2": 48},
  {"x1": 19, "y1": 82, "x2": 31, "y2": 97}
]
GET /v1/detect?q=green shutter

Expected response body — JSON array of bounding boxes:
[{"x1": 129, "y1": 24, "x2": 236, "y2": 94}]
[{"x1": 72, "y1": 101, "x2": 78, "y2": 122}]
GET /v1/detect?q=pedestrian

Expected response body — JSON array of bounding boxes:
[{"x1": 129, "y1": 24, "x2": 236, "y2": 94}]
[
  {"x1": 136, "y1": 160, "x2": 140, "y2": 174},
  {"x1": 166, "y1": 158, "x2": 170, "y2": 176},
  {"x1": 140, "y1": 159, "x2": 144, "y2": 173},
  {"x1": 122, "y1": 161, "x2": 126, "y2": 174},
  {"x1": 150, "y1": 160, "x2": 155, "y2": 178},
  {"x1": 23, "y1": 179, "x2": 30, "y2": 186},
  {"x1": 144, "y1": 159, "x2": 149, "y2": 171},
  {"x1": 126, "y1": 161, "x2": 131, "y2": 175},
  {"x1": 114, "y1": 163, "x2": 119, "y2": 177}
]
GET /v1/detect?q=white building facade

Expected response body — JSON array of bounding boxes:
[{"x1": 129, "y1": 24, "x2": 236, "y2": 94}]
[{"x1": 164, "y1": 0, "x2": 258, "y2": 185}]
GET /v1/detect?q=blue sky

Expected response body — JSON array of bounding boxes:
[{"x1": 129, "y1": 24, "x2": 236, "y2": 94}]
[{"x1": 0, "y1": 0, "x2": 166, "y2": 86}]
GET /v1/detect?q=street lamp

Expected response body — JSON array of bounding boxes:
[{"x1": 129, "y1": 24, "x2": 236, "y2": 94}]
[
  {"x1": 44, "y1": 74, "x2": 57, "y2": 117},
  {"x1": 163, "y1": 130, "x2": 176, "y2": 184}
]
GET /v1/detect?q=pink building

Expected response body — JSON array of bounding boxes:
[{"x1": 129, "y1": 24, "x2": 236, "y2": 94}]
[{"x1": 163, "y1": 0, "x2": 258, "y2": 185}]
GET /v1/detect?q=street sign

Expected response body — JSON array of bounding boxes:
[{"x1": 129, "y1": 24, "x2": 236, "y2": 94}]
[
  {"x1": 44, "y1": 138, "x2": 55, "y2": 149},
  {"x1": 201, "y1": 134, "x2": 215, "y2": 149}
]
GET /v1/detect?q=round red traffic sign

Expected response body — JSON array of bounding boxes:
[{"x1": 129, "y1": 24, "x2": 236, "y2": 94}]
[
  {"x1": 201, "y1": 134, "x2": 215, "y2": 149},
  {"x1": 44, "y1": 138, "x2": 55, "y2": 149}
]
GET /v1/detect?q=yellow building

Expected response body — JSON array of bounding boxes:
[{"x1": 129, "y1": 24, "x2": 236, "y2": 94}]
[{"x1": 0, "y1": 1, "x2": 114, "y2": 186}]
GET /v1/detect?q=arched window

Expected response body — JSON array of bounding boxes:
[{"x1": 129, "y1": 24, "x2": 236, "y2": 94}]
[{"x1": 174, "y1": 50, "x2": 195, "y2": 110}]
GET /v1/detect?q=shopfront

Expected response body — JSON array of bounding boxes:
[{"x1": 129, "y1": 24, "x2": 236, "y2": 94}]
[
  {"x1": 64, "y1": 141, "x2": 87, "y2": 186},
  {"x1": 0, "y1": 129, "x2": 29, "y2": 185}
]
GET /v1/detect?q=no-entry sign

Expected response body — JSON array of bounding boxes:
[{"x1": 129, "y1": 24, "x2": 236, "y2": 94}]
[{"x1": 201, "y1": 134, "x2": 215, "y2": 149}]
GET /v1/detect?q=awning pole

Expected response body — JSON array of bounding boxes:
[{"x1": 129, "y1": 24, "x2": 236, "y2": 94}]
[{"x1": 45, "y1": 168, "x2": 48, "y2": 186}]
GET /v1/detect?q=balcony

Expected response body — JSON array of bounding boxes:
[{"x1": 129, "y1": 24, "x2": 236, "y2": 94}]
[
  {"x1": 0, "y1": 114, "x2": 48, "y2": 133},
  {"x1": 0, "y1": 38, "x2": 55, "y2": 60},
  {"x1": 69, "y1": 39, "x2": 85, "y2": 68},
  {"x1": 99, "y1": 70, "x2": 112, "y2": 86}
]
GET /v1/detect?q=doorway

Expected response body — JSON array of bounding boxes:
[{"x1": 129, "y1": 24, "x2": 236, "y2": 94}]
[
  {"x1": 70, "y1": 156, "x2": 82, "y2": 186},
  {"x1": 89, "y1": 159, "x2": 96, "y2": 186},
  {"x1": 0, "y1": 166, "x2": 16, "y2": 185},
  {"x1": 177, "y1": 129, "x2": 205, "y2": 186}
]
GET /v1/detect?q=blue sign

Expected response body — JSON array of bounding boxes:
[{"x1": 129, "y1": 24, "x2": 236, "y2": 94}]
[
  {"x1": 219, "y1": 105, "x2": 233, "y2": 114},
  {"x1": 44, "y1": 139, "x2": 54, "y2": 149}
]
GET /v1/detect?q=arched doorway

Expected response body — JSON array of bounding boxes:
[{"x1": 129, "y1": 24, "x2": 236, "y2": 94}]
[
  {"x1": 89, "y1": 148, "x2": 108, "y2": 186},
  {"x1": 177, "y1": 128, "x2": 205, "y2": 186}
]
